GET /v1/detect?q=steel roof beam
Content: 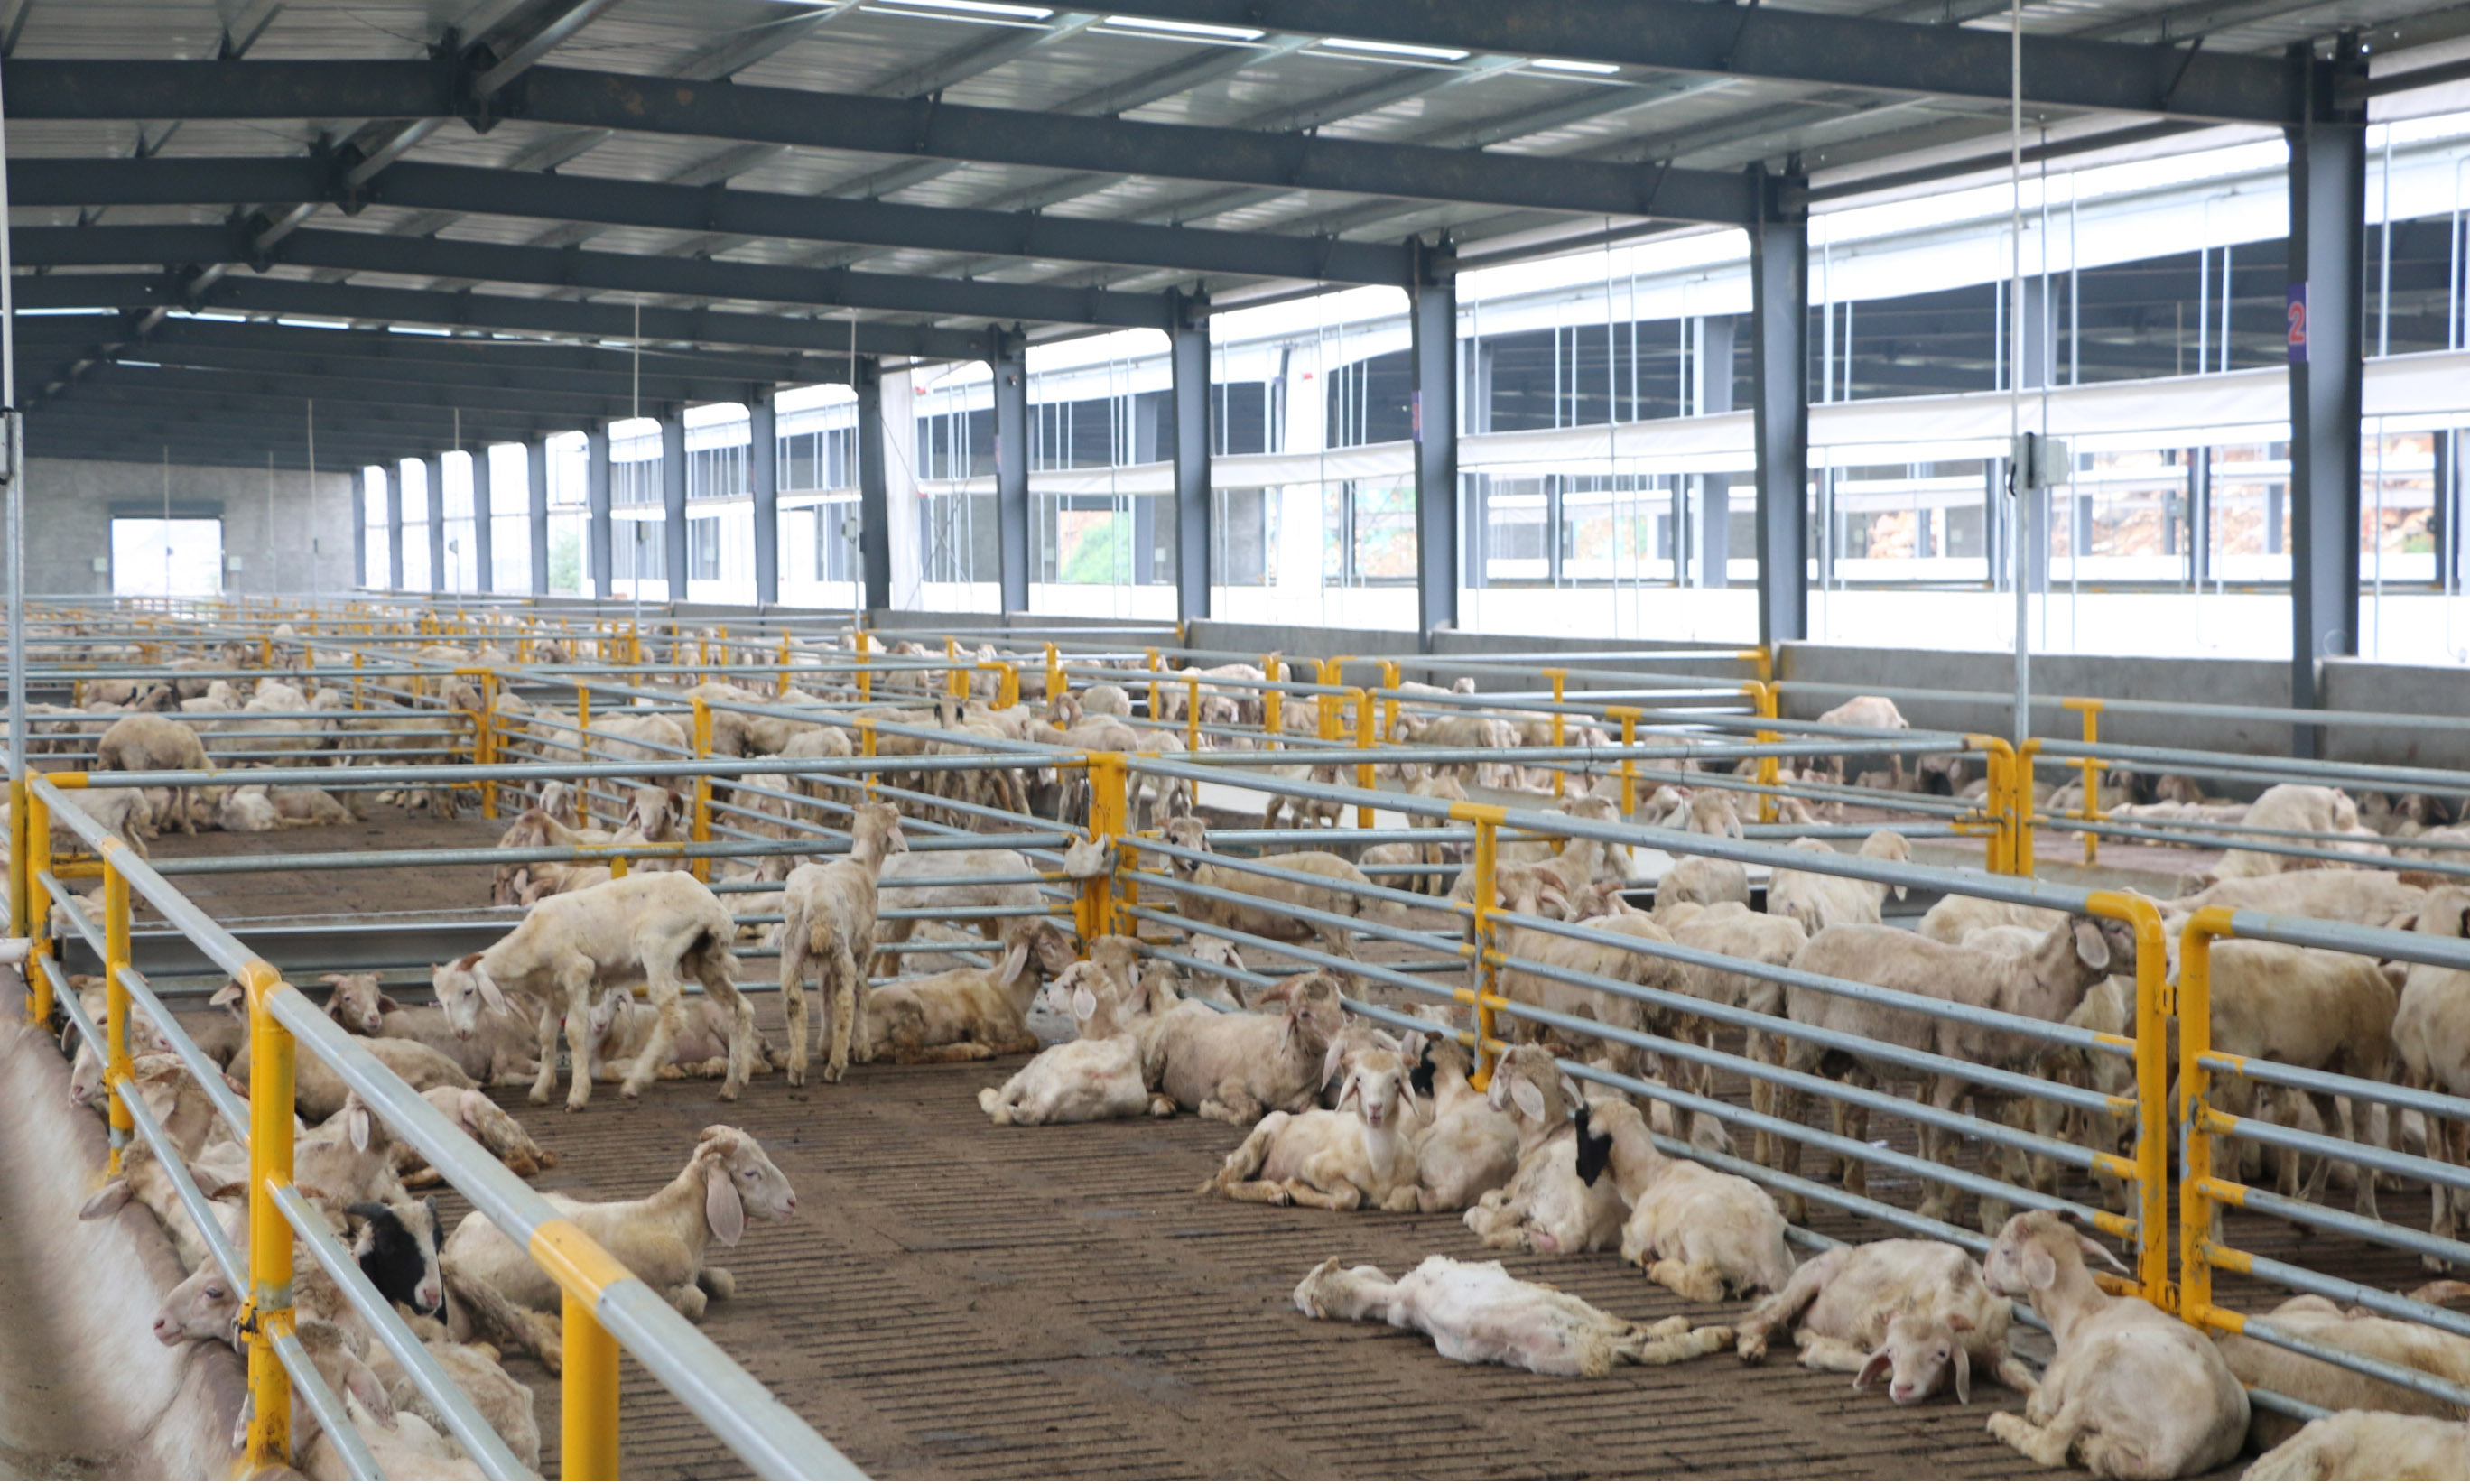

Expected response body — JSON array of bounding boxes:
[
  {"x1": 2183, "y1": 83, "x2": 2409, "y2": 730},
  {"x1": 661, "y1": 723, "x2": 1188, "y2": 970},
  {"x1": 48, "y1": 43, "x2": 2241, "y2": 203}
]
[
  {"x1": 9, "y1": 272, "x2": 996, "y2": 361},
  {"x1": 29, "y1": 389, "x2": 573, "y2": 447},
  {"x1": 3, "y1": 313, "x2": 845, "y2": 385},
  {"x1": 42, "y1": 357, "x2": 682, "y2": 423},
  {"x1": 1, "y1": 61, "x2": 1760, "y2": 223},
  {"x1": 8, "y1": 336, "x2": 779, "y2": 407},
  {"x1": 14, "y1": 222, "x2": 1172, "y2": 332},
  {"x1": 9, "y1": 155, "x2": 1416, "y2": 287},
  {"x1": 1036, "y1": 0, "x2": 2304, "y2": 124}
]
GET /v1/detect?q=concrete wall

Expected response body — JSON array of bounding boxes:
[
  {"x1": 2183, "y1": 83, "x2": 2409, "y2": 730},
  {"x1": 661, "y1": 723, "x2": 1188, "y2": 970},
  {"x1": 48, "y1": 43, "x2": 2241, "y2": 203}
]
[{"x1": 10, "y1": 455, "x2": 357, "y2": 598}]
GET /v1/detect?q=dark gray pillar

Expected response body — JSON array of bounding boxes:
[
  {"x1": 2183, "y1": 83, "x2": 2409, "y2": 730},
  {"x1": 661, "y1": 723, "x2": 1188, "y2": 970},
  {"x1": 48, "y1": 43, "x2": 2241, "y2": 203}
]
[
  {"x1": 991, "y1": 329, "x2": 1030, "y2": 612},
  {"x1": 2438, "y1": 430, "x2": 2460, "y2": 592},
  {"x1": 662, "y1": 413, "x2": 689, "y2": 599},
  {"x1": 2287, "y1": 35, "x2": 2369, "y2": 753},
  {"x1": 352, "y1": 469, "x2": 368, "y2": 590},
  {"x1": 1698, "y1": 316, "x2": 1737, "y2": 589},
  {"x1": 471, "y1": 446, "x2": 494, "y2": 594},
  {"x1": 385, "y1": 464, "x2": 404, "y2": 589},
  {"x1": 1411, "y1": 238, "x2": 1460, "y2": 638},
  {"x1": 1170, "y1": 289, "x2": 1213, "y2": 625},
  {"x1": 2189, "y1": 447, "x2": 2212, "y2": 585},
  {"x1": 749, "y1": 390, "x2": 779, "y2": 607},
  {"x1": 1750, "y1": 168, "x2": 1811, "y2": 647},
  {"x1": 856, "y1": 359, "x2": 892, "y2": 612},
  {"x1": 526, "y1": 440, "x2": 551, "y2": 595},
  {"x1": 425, "y1": 452, "x2": 447, "y2": 593},
  {"x1": 586, "y1": 423, "x2": 614, "y2": 599}
]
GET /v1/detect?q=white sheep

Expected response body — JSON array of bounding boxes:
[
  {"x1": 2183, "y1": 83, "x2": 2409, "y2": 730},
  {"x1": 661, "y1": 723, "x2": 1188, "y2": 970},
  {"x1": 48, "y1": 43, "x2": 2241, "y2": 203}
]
[
  {"x1": 869, "y1": 845, "x2": 1046, "y2": 976},
  {"x1": 1574, "y1": 1097, "x2": 1794, "y2": 1301},
  {"x1": 977, "y1": 960, "x2": 1176, "y2": 1126},
  {"x1": 1293, "y1": 1255, "x2": 1734, "y2": 1377},
  {"x1": 1662, "y1": 901, "x2": 1806, "y2": 1162},
  {"x1": 1917, "y1": 893, "x2": 2067, "y2": 945},
  {"x1": 775, "y1": 800, "x2": 907, "y2": 1084},
  {"x1": 2396, "y1": 887, "x2": 2470, "y2": 1263},
  {"x1": 1766, "y1": 830, "x2": 1911, "y2": 936},
  {"x1": 95, "y1": 713, "x2": 210, "y2": 833},
  {"x1": 441, "y1": 1126, "x2": 794, "y2": 1321},
  {"x1": 1403, "y1": 1036, "x2": 1521, "y2": 1213},
  {"x1": 1200, "y1": 1046, "x2": 1421, "y2": 1210},
  {"x1": 1462, "y1": 1046, "x2": 1627, "y2": 1256},
  {"x1": 1147, "y1": 969, "x2": 1347, "y2": 1124},
  {"x1": 1655, "y1": 854, "x2": 1750, "y2": 917},
  {"x1": 2213, "y1": 784, "x2": 2360, "y2": 880},
  {"x1": 2214, "y1": 1289, "x2": 2470, "y2": 1450},
  {"x1": 1980, "y1": 1210, "x2": 2248, "y2": 1479},
  {"x1": 2241, "y1": 1411, "x2": 2468, "y2": 1480},
  {"x1": 2170, "y1": 867, "x2": 2425, "y2": 928},
  {"x1": 860, "y1": 918, "x2": 1078, "y2": 1062},
  {"x1": 431, "y1": 871, "x2": 752, "y2": 1111},
  {"x1": 1814, "y1": 695, "x2": 1912, "y2": 786},
  {"x1": 2202, "y1": 939, "x2": 2397, "y2": 1220},
  {"x1": 320, "y1": 972, "x2": 540, "y2": 1087},
  {"x1": 1157, "y1": 817, "x2": 1377, "y2": 962},
  {"x1": 1734, "y1": 1238, "x2": 2036, "y2": 1403},
  {"x1": 587, "y1": 991, "x2": 775, "y2": 1084}
]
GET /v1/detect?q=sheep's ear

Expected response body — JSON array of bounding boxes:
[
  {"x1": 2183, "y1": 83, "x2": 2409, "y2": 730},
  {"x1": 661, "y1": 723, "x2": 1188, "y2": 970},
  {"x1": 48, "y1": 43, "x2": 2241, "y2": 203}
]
[
  {"x1": 1951, "y1": 1342, "x2": 1972, "y2": 1405},
  {"x1": 1511, "y1": 1078, "x2": 1546, "y2": 1122},
  {"x1": 1320, "y1": 1037, "x2": 1348, "y2": 1091},
  {"x1": 347, "y1": 1102, "x2": 371, "y2": 1154},
  {"x1": 2071, "y1": 919, "x2": 2111, "y2": 972},
  {"x1": 211, "y1": 980, "x2": 244, "y2": 1009},
  {"x1": 457, "y1": 1090, "x2": 491, "y2": 1131},
  {"x1": 1071, "y1": 984, "x2": 1099, "y2": 1022},
  {"x1": 1945, "y1": 1313, "x2": 1973, "y2": 1333},
  {"x1": 704, "y1": 1162, "x2": 746, "y2": 1248},
  {"x1": 997, "y1": 941, "x2": 1032, "y2": 985},
  {"x1": 2075, "y1": 1234, "x2": 2131, "y2": 1274},
  {"x1": 79, "y1": 1180, "x2": 133, "y2": 1220},
  {"x1": 1854, "y1": 1350, "x2": 1892, "y2": 1392},
  {"x1": 2020, "y1": 1243, "x2": 2057, "y2": 1292},
  {"x1": 472, "y1": 963, "x2": 510, "y2": 1015},
  {"x1": 1333, "y1": 1071, "x2": 1360, "y2": 1110},
  {"x1": 376, "y1": 995, "x2": 401, "y2": 1014},
  {"x1": 320, "y1": 973, "x2": 347, "y2": 987},
  {"x1": 344, "y1": 1360, "x2": 394, "y2": 1422}
]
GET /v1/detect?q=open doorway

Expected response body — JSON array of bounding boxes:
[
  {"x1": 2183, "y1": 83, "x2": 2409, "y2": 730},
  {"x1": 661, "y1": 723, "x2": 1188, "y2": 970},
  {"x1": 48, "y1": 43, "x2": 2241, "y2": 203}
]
[{"x1": 111, "y1": 517, "x2": 224, "y2": 597}]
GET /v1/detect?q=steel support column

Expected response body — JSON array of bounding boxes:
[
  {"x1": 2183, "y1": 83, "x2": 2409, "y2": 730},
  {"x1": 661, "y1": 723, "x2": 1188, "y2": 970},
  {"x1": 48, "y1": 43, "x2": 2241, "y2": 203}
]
[
  {"x1": 526, "y1": 439, "x2": 550, "y2": 595},
  {"x1": 1750, "y1": 167, "x2": 1812, "y2": 647},
  {"x1": 424, "y1": 453, "x2": 448, "y2": 592},
  {"x1": 471, "y1": 445, "x2": 493, "y2": 594},
  {"x1": 991, "y1": 329, "x2": 1029, "y2": 614},
  {"x1": 586, "y1": 422, "x2": 613, "y2": 599},
  {"x1": 1698, "y1": 315, "x2": 1736, "y2": 589},
  {"x1": 749, "y1": 389, "x2": 779, "y2": 607},
  {"x1": 384, "y1": 463, "x2": 403, "y2": 589},
  {"x1": 351, "y1": 468, "x2": 368, "y2": 590},
  {"x1": 1170, "y1": 289, "x2": 1212, "y2": 625},
  {"x1": 855, "y1": 358, "x2": 892, "y2": 613},
  {"x1": 1411, "y1": 238, "x2": 1459, "y2": 639},
  {"x1": 662, "y1": 413, "x2": 689, "y2": 599},
  {"x1": 2287, "y1": 37, "x2": 2368, "y2": 755}
]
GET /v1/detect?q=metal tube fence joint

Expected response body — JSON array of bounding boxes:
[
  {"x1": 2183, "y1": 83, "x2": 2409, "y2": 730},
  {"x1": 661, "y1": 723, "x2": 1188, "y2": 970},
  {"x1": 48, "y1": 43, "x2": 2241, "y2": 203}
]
[
  {"x1": 243, "y1": 959, "x2": 296, "y2": 1472},
  {"x1": 1964, "y1": 734, "x2": 2019, "y2": 875},
  {"x1": 997, "y1": 662, "x2": 1020, "y2": 710},
  {"x1": 2178, "y1": 904, "x2": 2238, "y2": 1325},
  {"x1": 103, "y1": 849, "x2": 134, "y2": 1173},
  {"x1": 2084, "y1": 888, "x2": 2172, "y2": 1305}
]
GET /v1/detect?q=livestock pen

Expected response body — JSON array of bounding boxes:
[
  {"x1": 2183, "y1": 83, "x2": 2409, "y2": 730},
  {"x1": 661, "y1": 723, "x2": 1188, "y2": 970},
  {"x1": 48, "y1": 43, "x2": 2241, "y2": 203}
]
[{"x1": 8, "y1": 597, "x2": 2470, "y2": 1478}]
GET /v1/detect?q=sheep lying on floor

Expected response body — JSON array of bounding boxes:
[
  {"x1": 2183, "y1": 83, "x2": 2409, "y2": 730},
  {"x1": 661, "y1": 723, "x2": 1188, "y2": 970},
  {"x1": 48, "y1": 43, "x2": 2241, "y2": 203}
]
[{"x1": 1293, "y1": 1255, "x2": 1732, "y2": 1377}]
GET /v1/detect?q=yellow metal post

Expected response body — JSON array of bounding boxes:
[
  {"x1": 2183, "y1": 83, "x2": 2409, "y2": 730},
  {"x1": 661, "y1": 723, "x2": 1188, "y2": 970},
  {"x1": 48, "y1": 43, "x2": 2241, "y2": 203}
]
[
  {"x1": 2065, "y1": 698, "x2": 2103, "y2": 866},
  {"x1": 1262, "y1": 655, "x2": 1283, "y2": 745},
  {"x1": 26, "y1": 787, "x2": 53, "y2": 1025},
  {"x1": 1044, "y1": 642, "x2": 1062, "y2": 704},
  {"x1": 777, "y1": 634, "x2": 793, "y2": 696},
  {"x1": 351, "y1": 652, "x2": 364, "y2": 710},
  {"x1": 1081, "y1": 755, "x2": 1128, "y2": 941},
  {"x1": 1545, "y1": 669, "x2": 1567, "y2": 796},
  {"x1": 858, "y1": 718, "x2": 878, "y2": 796},
  {"x1": 689, "y1": 700, "x2": 713, "y2": 882},
  {"x1": 1964, "y1": 735, "x2": 2017, "y2": 875},
  {"x1": 1352, "y1": 688, "x2": 1376, "y2": 827},
  {"x1": 1379, "y1": 660, "x2": 1400, "y2": 743},
  {"x1": 2178, "y1": 906, "x2": 2232, "y2": 1322},
  {"x1": 243, "y1": 963, "x2": 295, "y2": 1472},
  {"x1": 1185, "y1": 677, "x2": 1201, "y2": 753},
  {"x1": 855, "y1": 631, "x2": 872, "y2": 703},
  {"x1": 1611, "y1": 708, "x2": 1639, "y2": 815},
  {"x1": 8, "y1": 772, "x2": 28, "y2": 941},
  {"x1": 2086, "y1": 890, "x2": 2174, "y2": 1306},
  {"x1": 562, "y1": 1292, "x2": 620, "y2": 1481},
  {"x1": 1146, "y1": 648, "x2": 1162, "y2": 723},
  {"x1": 1463, "y1": 805, "x2": 1504, "y2": 1090},
  {"x1": 103, "y1": 857, "x2": 133, "y2": 1173},
  {"x1": 2017, "y1": 738, "x2": 2043, "y2": 876},
  {"x1": 997, "y1": 663, "x2": 1019, "y2": 710}
]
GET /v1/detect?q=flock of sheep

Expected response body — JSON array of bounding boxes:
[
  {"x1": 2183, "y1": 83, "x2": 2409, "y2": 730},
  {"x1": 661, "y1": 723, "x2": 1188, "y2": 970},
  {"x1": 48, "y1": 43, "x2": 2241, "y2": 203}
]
[{"x1": 31, "y1": 625, "x2": 2470, "y2": 1480}]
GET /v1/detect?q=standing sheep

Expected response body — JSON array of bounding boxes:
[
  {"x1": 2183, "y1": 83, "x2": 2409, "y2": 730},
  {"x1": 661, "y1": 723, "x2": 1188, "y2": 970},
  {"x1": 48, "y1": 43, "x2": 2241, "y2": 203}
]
[
  {"x1": 775, "y1": 802, "x2": 908, "y2": 1085},
  {"x1": 431, "y1": 872, "x2": 753, "y2": 1111},
  {"x1": 95, "y1": 713, "x2": 211, "y2": 833},
  {"x1": 2395, "y1": 886, "x2": 2470, "y2": 1264}
]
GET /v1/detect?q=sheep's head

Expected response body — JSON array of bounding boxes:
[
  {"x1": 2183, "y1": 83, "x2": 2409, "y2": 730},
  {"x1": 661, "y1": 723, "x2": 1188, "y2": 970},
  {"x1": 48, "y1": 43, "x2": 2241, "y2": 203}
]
[
  {"x1": 1061, "y1": 835, "x2": 1115, "y2": 879},
  {"x1": 695, "y1": 1126, "x2": 797, "y2": 1245},
  {"x1": 1856, "y1": 1310, "x2": 1974, "y2": 1406},
  {"x1": 154, "y1": 1254, "x2": 244, "y2": 1346},
  {"x1": 1333, "y1": 1048, "x2": 1416, "y2": 1132},
  {"x1": 320, "y1": 972, "x2": 396, "y2": 1036},
  {"x1": 1018, "y1": 920, "x2": 1081, "y2": 979},
  {"x1": 432, "y1": 952, "x2": 506, "y2": 1036},
  {"x1": 348, "y1": 1196, "x2": 444, "y2": 1317},
  {"x1": 1982, "y1": 1210, "x2": 2128, "y2": 1299},
  {"x1": 1486, "y1": 1043, "x2": 1571, "y2": 1129},
  {"x1": 1269, "y1": 972, "x2": 1345, "y2": 1055},
  {"x1": 850, "y1": 801, "x2": 908, "y2": 858},
  {"x1": 2061, "y1": 914, "x2": 2140, "y2": 979},
  {"x1": 1044, "y1": 961, "x2": 1111, "y2": 1025}
]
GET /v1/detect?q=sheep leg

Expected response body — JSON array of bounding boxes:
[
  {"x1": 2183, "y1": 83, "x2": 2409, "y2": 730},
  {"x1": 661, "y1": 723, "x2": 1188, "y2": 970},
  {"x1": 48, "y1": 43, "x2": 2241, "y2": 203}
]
[
  {"x1": 1734, "y1": 1246, "x2": 1839, "y2": 1362},
  {"x1": 778, "y1": 932, "x2": 811, "y2": 1088},
  {"x1": 1197, "y1": 1082, "x2": 1267, "y2": 1126},
  {"x1": 867, "y1": 917, "x2": 914, "y2": 980},
  {"x1": 562, "y1": 1003, "x2": 602, "y2": 1113},
  {"x1": 695, "y1": 1267, "x2": 735, "y2": 1300},
  {"x1": 620, "y1": 975, "x2": 688, "y2": 1101},
  {"x1": 1280, "y1": 1180, "x2": 1364, "y2": 1212},
  {"x1": 1789, "y1": 1333, "x2": 1873, "y2": 1374},
  {"x1": 527, "y1": 1003, "x2": 562, "y2": 1108},
  {"x1": 1988, "y1": 1394, "x2": 2088, "y2": 1470},
  {"x1": 696, "y1": 962, "x2": 755, "y2": 1103},
  {"x1": 1644, "y1": 1259, "x2": 1727, "y2": 1304},
  {"x1": 821, "y1": 941, "x2": 864, "y2": 1082},
  {"x1": 663, "y1": 1283, "x2": 709, "y2": 1321}
]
